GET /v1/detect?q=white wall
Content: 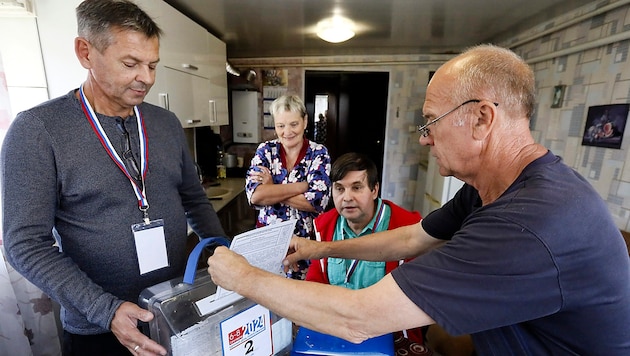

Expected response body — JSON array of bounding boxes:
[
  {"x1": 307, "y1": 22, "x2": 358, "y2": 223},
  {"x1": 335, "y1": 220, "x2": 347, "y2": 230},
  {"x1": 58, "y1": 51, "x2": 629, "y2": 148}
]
[
  {"x1": 0, "y1": 13, "x2": 49, "y2": 116},
  {"x1": 0, "y1": 12, "x2": 49, "y2": 242}
]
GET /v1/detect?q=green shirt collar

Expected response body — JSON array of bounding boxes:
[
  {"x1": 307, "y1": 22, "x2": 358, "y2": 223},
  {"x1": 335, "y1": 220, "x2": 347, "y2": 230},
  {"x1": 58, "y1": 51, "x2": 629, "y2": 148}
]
[{"x1": 336, "y1": 198, "x2": 390, "y2": 240}]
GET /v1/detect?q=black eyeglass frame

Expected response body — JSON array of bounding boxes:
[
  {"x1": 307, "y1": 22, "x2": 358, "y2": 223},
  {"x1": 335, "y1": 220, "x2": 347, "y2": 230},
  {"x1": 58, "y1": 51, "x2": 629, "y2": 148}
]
[
  {"x1": 418, "y1": 99, "x2": 499, "y2": 137},
  {"x1": 117, "y1": 122, "x2": 142, "y2": 182}
]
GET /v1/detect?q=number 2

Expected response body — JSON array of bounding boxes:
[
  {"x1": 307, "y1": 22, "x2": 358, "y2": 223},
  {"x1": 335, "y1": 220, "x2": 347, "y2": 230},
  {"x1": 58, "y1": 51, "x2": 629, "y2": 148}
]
[{"x1": 244, "y1": 340, "x2": 254, "y2": 354}]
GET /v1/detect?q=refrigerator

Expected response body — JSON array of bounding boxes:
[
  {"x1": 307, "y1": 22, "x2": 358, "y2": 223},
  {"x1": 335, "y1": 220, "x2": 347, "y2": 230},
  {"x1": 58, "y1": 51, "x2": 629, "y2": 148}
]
[{"x1": 421, "y1": 155, "x2": 465, "y2": 217}]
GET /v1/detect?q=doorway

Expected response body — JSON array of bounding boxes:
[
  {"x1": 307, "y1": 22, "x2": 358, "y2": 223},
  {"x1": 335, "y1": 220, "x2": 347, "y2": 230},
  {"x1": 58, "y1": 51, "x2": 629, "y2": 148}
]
[{"x1": 304, "y1": 71, "x2": 389, "y2": 181}]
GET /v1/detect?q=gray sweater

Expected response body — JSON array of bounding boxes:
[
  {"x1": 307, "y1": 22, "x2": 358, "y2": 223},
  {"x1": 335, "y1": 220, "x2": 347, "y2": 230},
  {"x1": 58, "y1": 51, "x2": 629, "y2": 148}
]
[{"x1": 1, "y1": 90, "x2": 226, "y2": 334}]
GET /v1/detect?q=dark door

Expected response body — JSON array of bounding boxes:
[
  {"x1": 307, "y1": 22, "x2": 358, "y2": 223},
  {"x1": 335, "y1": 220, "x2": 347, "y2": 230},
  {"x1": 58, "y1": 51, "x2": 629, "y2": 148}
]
[{"x1": 305, "y1": 71, "x2": 389, "y2": 180}]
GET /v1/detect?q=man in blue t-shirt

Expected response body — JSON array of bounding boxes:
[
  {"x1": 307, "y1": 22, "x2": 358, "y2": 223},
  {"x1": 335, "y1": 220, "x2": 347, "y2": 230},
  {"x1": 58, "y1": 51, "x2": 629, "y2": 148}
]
[{"x1": 207, "y1": 44, "x2": 630, "y2": 354}]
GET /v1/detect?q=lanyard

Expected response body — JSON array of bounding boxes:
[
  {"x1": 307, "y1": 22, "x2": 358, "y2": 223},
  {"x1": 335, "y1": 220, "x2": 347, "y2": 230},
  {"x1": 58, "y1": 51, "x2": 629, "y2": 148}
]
[
  {"x1": 344, "y1": 202, "x2": 386, "y2": 284},
  {"x1": 78, "y1": 85, "x2": 151, "y2": 222}
]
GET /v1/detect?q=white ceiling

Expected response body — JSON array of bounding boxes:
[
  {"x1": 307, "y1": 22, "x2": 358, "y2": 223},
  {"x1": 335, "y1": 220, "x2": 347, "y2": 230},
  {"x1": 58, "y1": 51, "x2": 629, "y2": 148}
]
[{"x1": 165, "y1": 0, "x2": 595, "y2": 59}]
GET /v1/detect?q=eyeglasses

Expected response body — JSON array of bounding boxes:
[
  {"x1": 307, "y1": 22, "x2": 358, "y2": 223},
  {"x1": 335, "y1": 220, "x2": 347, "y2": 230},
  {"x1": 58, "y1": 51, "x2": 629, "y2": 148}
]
[
  {"x1": 116, "y1": 122, "x2": 142, "y2": 182},
  {"x1": 418, "y1": 99, "x2": 499, "y2": 137}
]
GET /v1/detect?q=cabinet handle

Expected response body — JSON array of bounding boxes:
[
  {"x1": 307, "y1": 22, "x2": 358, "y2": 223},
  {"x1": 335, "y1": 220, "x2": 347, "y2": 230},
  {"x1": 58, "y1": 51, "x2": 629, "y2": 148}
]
[
  {"x1": 187, "y1": 119, "x2": 201, "y2": 124},
  {"x1": 158, "y1": 93, "x2": 169, "y2": 110},
  {"x1": 182, "y1": 63, "x2": 198, "y2": 70},
  {"x1": 209, "y1": 100, "x2": 217, "y2": 124}
]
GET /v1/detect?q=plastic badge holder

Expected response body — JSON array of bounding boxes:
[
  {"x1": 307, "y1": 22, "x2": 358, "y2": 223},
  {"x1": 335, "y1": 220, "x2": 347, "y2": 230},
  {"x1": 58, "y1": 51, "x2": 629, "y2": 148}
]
[
  {"x1": 139, "y1": 237, "x2": 293, "y2": 355},
  {"x1": 291, "y1": 327, "x2": 394, "y2": 356}
]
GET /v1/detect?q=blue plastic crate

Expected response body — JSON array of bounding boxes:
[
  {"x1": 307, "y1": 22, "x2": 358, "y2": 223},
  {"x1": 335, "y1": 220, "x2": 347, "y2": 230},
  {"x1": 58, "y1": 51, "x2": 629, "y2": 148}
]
[{"x1": 291, "y1": 327, "x2": 394, "y2": 355}]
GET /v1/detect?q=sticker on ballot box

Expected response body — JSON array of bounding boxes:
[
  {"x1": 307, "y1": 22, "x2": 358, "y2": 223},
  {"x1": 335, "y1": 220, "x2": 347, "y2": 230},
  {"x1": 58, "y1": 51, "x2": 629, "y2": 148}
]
[{"x1": 220, "y1": 304, "x2": 273, "y2": 356}]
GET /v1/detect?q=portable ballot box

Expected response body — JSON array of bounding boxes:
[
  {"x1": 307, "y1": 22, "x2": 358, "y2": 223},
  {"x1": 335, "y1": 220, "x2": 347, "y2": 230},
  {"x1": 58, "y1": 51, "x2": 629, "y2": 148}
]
[{"x1": 139, "y1": 238, "x2": 293, "y2": 356}]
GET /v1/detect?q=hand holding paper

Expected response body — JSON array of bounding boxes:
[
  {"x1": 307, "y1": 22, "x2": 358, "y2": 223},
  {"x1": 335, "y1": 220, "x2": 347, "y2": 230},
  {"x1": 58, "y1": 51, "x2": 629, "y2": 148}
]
[{"x1": 209, "y1": 219, "x2": 297, "y2": 299}]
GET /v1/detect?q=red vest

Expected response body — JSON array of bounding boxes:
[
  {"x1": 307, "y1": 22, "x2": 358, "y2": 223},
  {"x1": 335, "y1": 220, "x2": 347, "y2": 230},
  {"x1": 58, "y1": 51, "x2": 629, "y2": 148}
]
[{"x1": 305, "y1": 200, "x2": 425, "y2": 344}]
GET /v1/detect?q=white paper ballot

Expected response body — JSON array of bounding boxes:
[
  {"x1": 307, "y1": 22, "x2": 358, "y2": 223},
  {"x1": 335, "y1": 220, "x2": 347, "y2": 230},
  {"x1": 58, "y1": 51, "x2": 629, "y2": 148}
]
[{"x1": 215, "y1": 219, "x2": 297, "y2": 300}]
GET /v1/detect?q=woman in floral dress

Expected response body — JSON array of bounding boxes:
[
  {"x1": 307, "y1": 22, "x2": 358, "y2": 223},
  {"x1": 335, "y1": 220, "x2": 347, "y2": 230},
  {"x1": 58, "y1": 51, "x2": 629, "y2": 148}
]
[{"x1": 246, "y1": 95, "x2": 331, "y2": 278}]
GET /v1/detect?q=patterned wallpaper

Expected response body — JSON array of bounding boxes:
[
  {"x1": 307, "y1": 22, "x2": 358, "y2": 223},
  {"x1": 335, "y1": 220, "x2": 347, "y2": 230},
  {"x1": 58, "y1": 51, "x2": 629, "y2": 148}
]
[
  {"x1": 508, "y1": 0, "x2": 630, "y2": 231},
  {"x1": 231, "y1": 0, "x2": 630, "y2": 230}
]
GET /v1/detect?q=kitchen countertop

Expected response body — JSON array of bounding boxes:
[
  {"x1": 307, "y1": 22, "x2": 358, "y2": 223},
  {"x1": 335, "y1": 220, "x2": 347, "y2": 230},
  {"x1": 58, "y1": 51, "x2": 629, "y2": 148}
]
[
  {"x1": 188, "y1": 177, "x2": 246, "y2": 236},
  {"x1": 204, "y1": 177, "x2": 246, "y2": 212}
]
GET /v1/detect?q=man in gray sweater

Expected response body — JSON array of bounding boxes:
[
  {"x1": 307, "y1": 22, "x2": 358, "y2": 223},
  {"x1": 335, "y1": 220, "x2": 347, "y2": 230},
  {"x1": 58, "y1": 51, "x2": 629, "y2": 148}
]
[{"x1": 1, "y1": 0, "x2": 226, "y2": 355}]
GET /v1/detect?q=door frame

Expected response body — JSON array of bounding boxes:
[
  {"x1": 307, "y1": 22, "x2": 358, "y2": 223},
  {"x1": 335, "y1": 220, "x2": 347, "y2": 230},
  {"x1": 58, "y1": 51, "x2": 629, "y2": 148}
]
[{"x1": 303, "y1": 69, "x2": 391, "y2": 186}]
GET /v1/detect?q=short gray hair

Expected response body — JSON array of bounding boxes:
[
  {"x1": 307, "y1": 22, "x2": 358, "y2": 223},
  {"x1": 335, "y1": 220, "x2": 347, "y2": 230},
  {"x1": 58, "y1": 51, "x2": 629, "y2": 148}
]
[
  {"x1": 76, "y1": 0, "x2": 162, "y2": 52},
  {"x1": 451, "y1": 44, "x2": 536, "y2": 119},
  {"x1": 269, "y1": 94, "x2": 307, "y2": 120}
]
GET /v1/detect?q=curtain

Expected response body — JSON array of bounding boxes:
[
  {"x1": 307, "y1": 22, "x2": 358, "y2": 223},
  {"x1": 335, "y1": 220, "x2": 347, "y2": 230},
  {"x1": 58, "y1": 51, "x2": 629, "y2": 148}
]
[{"x1": 0, "y1": 246, "x2": 61, "y2": 356}]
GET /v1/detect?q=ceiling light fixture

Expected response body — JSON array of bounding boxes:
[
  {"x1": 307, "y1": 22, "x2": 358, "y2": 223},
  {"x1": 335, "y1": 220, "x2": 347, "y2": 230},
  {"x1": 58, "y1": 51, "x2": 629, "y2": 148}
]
[{"x1": 317, "y1": 16, "x2": 355, "y2": 43}]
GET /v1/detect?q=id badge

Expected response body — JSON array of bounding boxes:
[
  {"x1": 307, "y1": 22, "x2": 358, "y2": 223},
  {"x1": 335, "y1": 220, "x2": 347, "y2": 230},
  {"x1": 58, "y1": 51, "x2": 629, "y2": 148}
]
[{"x1": 132, "y1": 219, "x2": 169, "y2": 275}]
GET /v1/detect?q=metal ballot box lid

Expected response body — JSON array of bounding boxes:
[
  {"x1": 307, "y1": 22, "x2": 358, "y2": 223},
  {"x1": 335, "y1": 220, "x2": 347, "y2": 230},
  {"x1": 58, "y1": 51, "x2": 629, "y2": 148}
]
[{"x1": 139, "y1": 238, "x2": 292, "y2": 356}]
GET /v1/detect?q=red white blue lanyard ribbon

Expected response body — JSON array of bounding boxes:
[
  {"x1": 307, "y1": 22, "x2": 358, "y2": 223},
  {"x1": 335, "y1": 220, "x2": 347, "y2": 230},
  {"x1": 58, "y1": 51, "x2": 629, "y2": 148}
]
[
  {"x1": 344, "y1": 201, "x2": 386, "y2": 284},
  {"x1": 78, "y1": 85, "x2": 150, "y2": 216}
]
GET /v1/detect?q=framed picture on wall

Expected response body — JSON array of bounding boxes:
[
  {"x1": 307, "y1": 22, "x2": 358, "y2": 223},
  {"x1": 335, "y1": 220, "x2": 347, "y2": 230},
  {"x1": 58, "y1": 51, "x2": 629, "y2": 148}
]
[
  {"x1": 551, "y1": 85, "x2": 566, "y2": 108},
  {"x1": 581, "y1": 104, "x2": 630, "y2": 149},
  {"x1": 262, "y1": 69, "x2": 288, "y2": 87}
]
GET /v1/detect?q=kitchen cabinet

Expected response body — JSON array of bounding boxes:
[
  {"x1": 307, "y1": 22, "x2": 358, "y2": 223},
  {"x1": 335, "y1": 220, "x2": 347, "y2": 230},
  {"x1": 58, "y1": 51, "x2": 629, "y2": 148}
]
[
  {"x1": 187, "y1": 179, "x2": 256, "y2": 267},
  {"x1": 215, "y1": 191, "x2": 257, "y2": 238},
  {"x1": 187, "y1": 189, "x2": 256, "y2": 268},
  {"x1": 139, "y1": 0, "x2": 228, "y2": 127},
  {"x1": 32, "y1": 0, "x2": 228, "y2": 128},
  {"x1": 203, "y1": 178, "x2": 256, "y2": 237},
  {"x1": 206, "y1": 34, "x2": 229, "y2": 126}
]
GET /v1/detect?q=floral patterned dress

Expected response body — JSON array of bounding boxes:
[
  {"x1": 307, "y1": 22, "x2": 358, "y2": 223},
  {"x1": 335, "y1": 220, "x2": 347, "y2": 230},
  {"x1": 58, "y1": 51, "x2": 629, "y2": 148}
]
[{"x1": 246, "y1": 138, "x2": 331, "y2": 238}]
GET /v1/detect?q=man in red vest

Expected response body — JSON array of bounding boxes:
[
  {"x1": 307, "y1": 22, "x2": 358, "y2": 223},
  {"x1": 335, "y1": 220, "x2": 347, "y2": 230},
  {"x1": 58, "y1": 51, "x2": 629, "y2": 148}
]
[{"x1": 306, "y1": 152, "x2": 430, "y2": 353}]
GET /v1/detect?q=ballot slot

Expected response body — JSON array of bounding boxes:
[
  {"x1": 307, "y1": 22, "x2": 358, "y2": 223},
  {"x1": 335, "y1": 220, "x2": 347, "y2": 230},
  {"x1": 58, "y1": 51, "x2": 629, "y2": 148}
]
[{"x1": 138, "y1": 221, "x2": 297, "y2": 355}]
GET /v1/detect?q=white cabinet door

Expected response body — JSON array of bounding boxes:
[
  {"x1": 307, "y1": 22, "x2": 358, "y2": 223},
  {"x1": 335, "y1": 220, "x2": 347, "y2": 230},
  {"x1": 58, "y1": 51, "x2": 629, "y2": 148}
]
[
  {"x1": 159, "y1": 2, "x2": 211, "y2": 79},
  {"x1": 143, "y1": 64, "x2": 167, "y2": 111},
  {"x1": 156, "y1": 67, "x2": 212, "y2": 127},
  {"x1": 207, "y1": 33, "x2": 228, "y2": 126},
  {"x1": 139, "y1": 0, "x2": 228, "y2": 127}
]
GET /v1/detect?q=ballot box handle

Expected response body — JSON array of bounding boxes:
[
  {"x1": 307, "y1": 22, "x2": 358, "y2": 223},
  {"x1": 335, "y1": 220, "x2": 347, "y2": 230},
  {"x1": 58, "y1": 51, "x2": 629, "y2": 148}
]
[{"x1": 183, "y1": 237, "x2": 230, "y2": 285}]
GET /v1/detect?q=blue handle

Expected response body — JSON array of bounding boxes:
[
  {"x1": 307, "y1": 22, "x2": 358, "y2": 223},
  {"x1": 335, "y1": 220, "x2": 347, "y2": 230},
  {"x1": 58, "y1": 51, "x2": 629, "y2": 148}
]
[{"x1": 183, "y1": 237, "x2": 230, "y2": 284}]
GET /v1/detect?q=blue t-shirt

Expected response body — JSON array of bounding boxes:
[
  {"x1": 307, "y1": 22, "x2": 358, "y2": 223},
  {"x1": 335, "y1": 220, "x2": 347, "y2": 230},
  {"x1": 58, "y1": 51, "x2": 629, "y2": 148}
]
[{"x1": 392, "y1": 152, "x2": 630, "y2": 354}]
